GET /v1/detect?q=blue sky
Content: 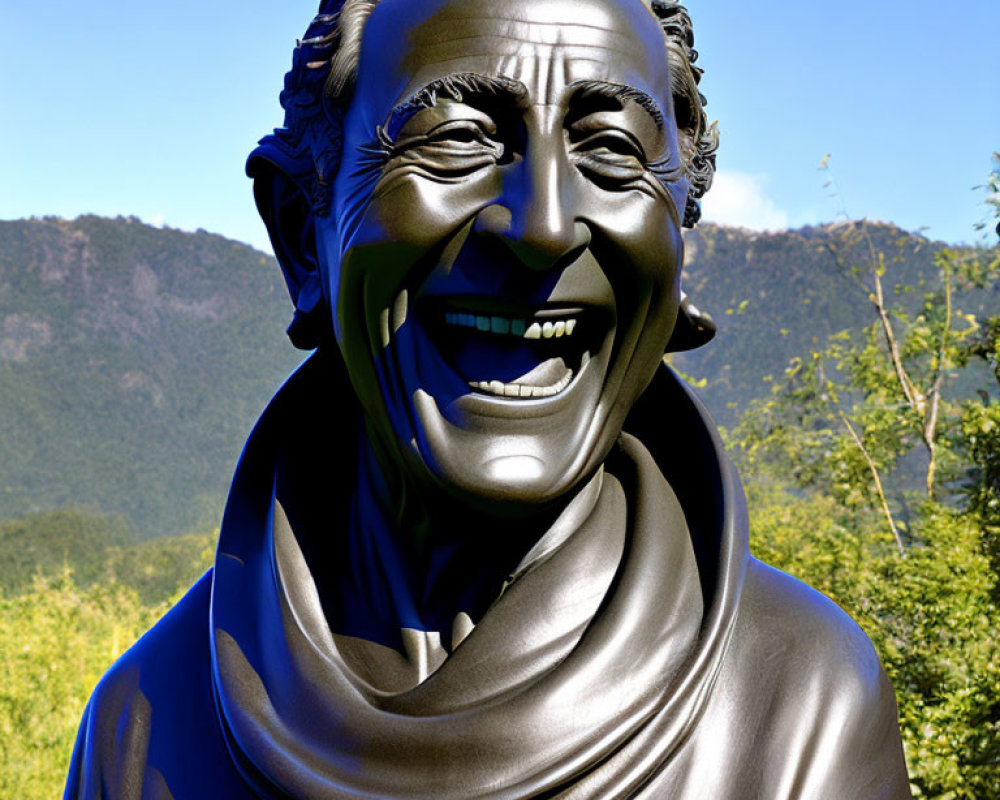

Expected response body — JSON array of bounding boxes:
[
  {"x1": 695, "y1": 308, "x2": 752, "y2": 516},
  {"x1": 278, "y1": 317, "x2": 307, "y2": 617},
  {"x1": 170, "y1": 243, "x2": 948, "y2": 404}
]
[{"x1": 3, "y1": 0, "x2": 997, "y2": 252}]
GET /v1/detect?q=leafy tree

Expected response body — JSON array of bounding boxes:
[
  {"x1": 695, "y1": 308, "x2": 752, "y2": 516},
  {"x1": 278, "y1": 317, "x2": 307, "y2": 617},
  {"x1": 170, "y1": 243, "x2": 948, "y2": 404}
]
[
  {"x1": 0, "y1": 508, "x2": 129, "y2": 595},
  {"x1": 0, "y1": 573, "x2": 167, "y2": 797},
  {"x1": 731, "y1": 162, "x2": 1000, "y2": 796}
]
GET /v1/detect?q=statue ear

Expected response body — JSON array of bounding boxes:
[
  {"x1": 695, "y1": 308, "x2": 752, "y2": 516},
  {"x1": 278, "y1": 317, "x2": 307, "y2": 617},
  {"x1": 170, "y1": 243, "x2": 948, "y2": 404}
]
[
  {"x1": 665, "y1": 291, "x2": 716, "y2": 352},
  {"x1": 249, "y1": 160, "x2": 328, "y2": 349}
]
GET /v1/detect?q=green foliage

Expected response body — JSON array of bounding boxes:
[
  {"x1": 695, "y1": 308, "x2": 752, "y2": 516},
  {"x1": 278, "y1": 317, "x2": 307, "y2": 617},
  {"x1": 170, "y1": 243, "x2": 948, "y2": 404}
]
[
  {"x1": 732, "y1": 217, "x2": 1000, "y2": 795},
  {"x1": 0, "y1": 216, "x2": 302, "y2": 539},
  {"x1": 972, "y1": 152, "x2": 1000, "y2": 236},
  {"x1": 873, "y1": 506, "x2": 1000, "y2": 797},
  {"x1": 748, "y1": 491, "x2": 1000, "y2": 798},
  {"x1": 0, "y1": 508, "x2": 129, "y2": 595},
  {"x1": 103, "y1": 532, "x2": 215, "y2": 605},
  {"x1": 745, "y1": 483, "x2": 872, "y2": 606},
  {"x1": 0, "y1": 507, "x2": 215, "y2": 604},
  {"x1": 0, "y1": 507, "x2": 213, "y2": 798},
  {"x1": 0, "y1": 573, "x2": 169, "y2": 798}
]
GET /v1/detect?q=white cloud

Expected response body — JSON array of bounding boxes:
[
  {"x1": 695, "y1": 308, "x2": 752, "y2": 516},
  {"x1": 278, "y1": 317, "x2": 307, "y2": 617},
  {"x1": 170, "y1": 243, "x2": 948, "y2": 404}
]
[
  {"x1": 699, "y1": 171, "x2": 790, "y2": 231},
  {"x1": 150, "y1": 212, "x2": 166, "y2": 228}
]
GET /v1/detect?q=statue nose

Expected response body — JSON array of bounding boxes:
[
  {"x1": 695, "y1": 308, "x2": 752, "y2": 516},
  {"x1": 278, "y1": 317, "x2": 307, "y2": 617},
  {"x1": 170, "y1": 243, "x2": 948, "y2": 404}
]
[{"x1": 474, "y1": 139, "x2": 589, "y2": 271}]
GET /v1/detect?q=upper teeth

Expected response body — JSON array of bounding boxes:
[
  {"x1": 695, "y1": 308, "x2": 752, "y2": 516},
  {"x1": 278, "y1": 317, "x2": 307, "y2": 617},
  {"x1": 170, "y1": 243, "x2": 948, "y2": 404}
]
[{"x1": 445, "y1": 313, "x2": 578, "y2": 339}]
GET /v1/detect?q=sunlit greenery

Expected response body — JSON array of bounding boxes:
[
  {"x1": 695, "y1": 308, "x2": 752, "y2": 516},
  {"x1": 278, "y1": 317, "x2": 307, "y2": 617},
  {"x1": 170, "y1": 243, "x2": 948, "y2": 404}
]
[
  {"x1": 1, "y1": 186, "x2": 997, "y2": 797},
  {"x1": 732, "y1": 224, "x2": 1000, "y2": 797},
  {"x1": 0, "y1": 514, "x2": 213, "y2": 797},
  {"x1": 0, "y1": 574, "x2": 165, "y2": 796}
]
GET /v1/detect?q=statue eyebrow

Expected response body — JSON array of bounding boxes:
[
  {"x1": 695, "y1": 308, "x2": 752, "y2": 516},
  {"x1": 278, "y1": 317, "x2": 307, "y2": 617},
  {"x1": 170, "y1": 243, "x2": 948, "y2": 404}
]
[
  {"x1": 383, "y1": 73, "x2": 530, "y2": 141},
  {"x1": 568, "y1": 79, "x2": 665, "y2": 131}
]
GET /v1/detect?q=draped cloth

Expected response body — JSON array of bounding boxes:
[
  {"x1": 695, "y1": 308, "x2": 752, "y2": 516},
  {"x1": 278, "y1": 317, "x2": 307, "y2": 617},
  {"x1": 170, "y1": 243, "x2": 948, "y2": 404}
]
[{"x1": 64, "y1": 355, "x2": 912, "y2": 799}]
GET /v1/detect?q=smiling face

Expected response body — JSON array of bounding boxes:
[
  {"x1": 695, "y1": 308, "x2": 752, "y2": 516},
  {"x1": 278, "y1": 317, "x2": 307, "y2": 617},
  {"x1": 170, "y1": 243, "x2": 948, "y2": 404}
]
[{"x1": 319, "y1": 0, "x2": 688, "y2": 507}]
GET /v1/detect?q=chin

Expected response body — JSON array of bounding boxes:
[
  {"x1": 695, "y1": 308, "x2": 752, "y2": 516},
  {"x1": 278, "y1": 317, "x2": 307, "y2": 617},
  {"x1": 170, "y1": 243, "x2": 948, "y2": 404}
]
[{"x1": 346, "y1": 278, "x2": 673, "y2": 509}]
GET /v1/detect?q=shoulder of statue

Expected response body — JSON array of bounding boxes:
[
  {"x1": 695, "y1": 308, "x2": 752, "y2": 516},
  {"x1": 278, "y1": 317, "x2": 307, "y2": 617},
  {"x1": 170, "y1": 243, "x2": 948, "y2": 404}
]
[
  {"x1": 65, "y1": 572, "x2": 216, "y2": 800},
  {"x1": 722, "y1": 559, "x2": 911, "y2": 796},
  {"x1": 81, "y1": 569, "x2": 214, "y2": 725},
  {"x1": 736, "y1": 558, "x2": 889, "y2": 699}
]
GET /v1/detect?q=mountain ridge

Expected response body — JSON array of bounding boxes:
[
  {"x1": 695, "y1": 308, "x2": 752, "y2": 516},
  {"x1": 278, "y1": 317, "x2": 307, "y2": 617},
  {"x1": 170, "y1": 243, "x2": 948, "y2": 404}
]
[
  {"x1": 1, "y1": 214, "x2": 988, "y2": 537},
  {"x1": 0, "y1": 215, "x2": 302, "y2": 538}
]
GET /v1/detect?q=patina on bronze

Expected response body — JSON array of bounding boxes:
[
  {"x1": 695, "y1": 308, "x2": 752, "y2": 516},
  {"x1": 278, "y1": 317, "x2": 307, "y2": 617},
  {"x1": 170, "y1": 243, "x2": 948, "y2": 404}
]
[{"x1": 65, "y1": 1, "x2": 912, "y2": 797}]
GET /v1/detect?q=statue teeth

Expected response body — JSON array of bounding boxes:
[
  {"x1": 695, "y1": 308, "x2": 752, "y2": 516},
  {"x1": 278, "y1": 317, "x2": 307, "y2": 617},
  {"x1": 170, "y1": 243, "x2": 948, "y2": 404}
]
[
  {"x1": 468, "y1": 369, "x2": 574, "y2": 399},
  {"x1": 444, "y1": 312, "x2": 578, "y2": 339}
]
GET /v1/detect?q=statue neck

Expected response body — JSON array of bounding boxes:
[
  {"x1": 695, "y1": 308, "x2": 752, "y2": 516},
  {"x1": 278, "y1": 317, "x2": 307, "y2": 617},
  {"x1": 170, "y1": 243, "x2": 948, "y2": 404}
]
[{"x1": 317, "y1": 423, "x2": 603, "y2": 652}]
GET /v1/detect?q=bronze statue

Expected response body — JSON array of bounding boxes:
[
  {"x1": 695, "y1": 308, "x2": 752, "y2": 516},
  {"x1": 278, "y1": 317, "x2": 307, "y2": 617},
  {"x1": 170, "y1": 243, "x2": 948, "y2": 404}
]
[{"x1": 65, "y1": 0, "x2": 912, "y2": 797}]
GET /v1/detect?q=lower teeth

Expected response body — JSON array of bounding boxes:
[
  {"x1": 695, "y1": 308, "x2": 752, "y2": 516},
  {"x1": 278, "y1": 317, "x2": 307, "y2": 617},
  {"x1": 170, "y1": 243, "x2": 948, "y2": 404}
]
[{"x1": 468, "y1": 368, "x2": 575, "y2": 398}]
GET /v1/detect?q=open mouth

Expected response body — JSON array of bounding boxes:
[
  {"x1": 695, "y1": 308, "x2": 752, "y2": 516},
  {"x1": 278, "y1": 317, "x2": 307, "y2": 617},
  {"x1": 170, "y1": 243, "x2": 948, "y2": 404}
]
[{"x1": 420, "y1": 298, "x2": 609, "y2": 400}]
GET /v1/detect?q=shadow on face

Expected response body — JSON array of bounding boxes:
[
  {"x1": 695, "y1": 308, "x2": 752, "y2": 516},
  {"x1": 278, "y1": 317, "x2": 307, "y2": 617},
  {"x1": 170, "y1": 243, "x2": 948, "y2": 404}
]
[{"x1": 314, "y1": 0, "x2": 688, "y2": 509}]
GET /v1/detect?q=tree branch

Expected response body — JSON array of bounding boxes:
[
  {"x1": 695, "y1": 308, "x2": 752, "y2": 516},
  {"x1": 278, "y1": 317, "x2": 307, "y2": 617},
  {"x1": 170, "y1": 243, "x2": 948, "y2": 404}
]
[{"x1": 838, "y1": 408, "x2": 906, "y2": 557}]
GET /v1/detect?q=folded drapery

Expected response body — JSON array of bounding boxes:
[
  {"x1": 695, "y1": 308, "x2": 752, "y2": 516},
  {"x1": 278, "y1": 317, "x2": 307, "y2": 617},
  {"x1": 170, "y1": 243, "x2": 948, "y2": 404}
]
[{"x1": 65, "y1": 357, "x2": 910, "y2": 799}]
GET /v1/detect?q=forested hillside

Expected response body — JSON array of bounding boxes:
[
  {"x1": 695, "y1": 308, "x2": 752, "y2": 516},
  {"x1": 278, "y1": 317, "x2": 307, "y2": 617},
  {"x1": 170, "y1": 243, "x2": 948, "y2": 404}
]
[
  {"x1": 674, "y1": 220, "x2": 999, "y2": 425},
  {"x1": 0, "y1": 213, "x2": 997, "y2": 797},
  {"x1": 3, "y1": 215, "x2": 989, "y2": 538},
  {"x1": 0, "y1": 216, "x2": 302, "y2": 538}
]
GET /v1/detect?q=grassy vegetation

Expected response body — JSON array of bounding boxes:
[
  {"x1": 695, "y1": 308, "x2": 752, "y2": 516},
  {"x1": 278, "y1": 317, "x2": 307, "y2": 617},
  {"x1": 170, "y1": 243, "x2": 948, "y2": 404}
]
[
  {"x1": 0, "y1": 510, "x2": 213, "y2": 798},
  {"x1": 0, "y1": 213, "x2": 996, "y2": 796}
]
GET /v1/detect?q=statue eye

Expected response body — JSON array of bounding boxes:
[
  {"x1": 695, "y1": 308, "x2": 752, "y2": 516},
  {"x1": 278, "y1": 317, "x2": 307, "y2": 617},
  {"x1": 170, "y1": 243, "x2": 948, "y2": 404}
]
[
  {"x1": 391, "y1": 119, "x2": 505, "y2": 177},
  {"x1": 570, "y1": 129, "x2": 648, "y2": 187},
  {"x1": 412, "y1": 118, "x2": 503, "y2": 154},
  {"x1": 572, "y1": 130, "x2": 647, "y2": 162},
  {"x1": 426, "y1": 122, "x2": 493, "y2": 146}
]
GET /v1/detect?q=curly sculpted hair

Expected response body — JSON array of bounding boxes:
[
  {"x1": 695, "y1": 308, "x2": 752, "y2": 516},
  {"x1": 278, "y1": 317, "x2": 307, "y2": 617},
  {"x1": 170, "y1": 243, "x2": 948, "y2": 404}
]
[{"x1": 249, "y1": 0, "x2": 718, "y2": 229}]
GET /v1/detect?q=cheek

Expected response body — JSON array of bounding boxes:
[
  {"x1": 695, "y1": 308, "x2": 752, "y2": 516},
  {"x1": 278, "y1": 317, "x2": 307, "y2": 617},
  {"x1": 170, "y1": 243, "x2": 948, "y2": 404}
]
[
  {"x1": 366, "y1": 170, "x2": 503, "y2": 247},
  {"x1": 587, "y1": 191, "x2": 682, "y2": 288},
  {"x1": 329, "y1": 169, "x2": 503, "y2": 353}
]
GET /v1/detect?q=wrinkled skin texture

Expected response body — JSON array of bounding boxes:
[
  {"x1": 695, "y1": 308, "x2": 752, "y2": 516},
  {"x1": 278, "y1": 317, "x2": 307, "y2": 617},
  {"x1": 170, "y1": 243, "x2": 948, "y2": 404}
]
[
  {"x1": 63, "y1": 1, "x2": 914, "y2": 796},
  {"x1": 322, "y1": 0, "x2": 689, "y2": 507}
]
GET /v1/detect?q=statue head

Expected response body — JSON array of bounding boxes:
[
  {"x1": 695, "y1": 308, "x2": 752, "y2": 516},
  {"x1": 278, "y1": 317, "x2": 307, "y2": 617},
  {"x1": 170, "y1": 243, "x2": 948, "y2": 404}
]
[{"x1": 250, "y1": 0, "x2": 718, "y2": 511}]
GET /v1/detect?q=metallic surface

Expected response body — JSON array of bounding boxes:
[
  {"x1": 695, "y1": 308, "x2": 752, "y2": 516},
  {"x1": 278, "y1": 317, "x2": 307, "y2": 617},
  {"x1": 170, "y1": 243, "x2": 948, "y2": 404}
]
[
  {"x1": 65, "y1": 0, "x2": 911, "y2": 796},
  {"x1": 65, "y1": 360, "x2": 910, "y2": 798},
  {"x1": 269, "y1": 0, "x2": 697, "y2": 512}
]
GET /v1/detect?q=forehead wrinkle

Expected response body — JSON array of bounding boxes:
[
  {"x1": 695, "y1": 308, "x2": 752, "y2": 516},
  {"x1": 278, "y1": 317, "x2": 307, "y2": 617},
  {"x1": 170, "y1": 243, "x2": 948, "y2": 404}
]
[
  {"x1": 409, "y1": 18, "x2": 640, "y2": 50},
  {"x1": 398, "y1": 56, "x2": 662, "y2": 115},
  {"x1": 401, "y1": 38, "x2": 666, "y2": 98},
  {"x1": 408, "y1": 32, "x2": 645, "y2": 60},
  {"x1": 405, "y1": 43, "x2": 657, "y2": 80},
  {"x1": 417, "y1": 16, "x2": 622, "y2": 29}
]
